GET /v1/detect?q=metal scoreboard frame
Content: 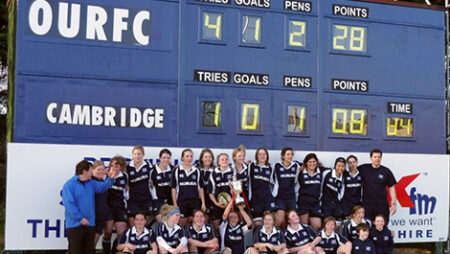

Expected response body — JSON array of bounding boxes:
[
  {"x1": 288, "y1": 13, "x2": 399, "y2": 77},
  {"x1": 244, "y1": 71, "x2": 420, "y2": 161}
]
[
  {"x1": 9, "y1": 0, "x2": 447, "y2": 153},
  {"x1": 5, "y1": 0, "x2": 450, "y2": 250}
]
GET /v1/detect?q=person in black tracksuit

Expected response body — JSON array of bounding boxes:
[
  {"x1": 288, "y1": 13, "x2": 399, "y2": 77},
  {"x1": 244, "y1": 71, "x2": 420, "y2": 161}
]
[
  {"x1": 370, "y1": 215, "x2": 393, "y2": 254},
  {"x1": 342, "y1": 155, "x2": 362, "y2": 218}
]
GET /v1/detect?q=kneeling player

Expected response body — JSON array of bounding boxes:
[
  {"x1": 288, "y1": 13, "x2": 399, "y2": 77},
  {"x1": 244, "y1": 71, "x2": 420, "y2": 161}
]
[
  {"x1": 117, "y1": 212, "x2": 157, "y2": 254},
  {"x1": 185, "y1": 210, "x2": 219, "y2": 254}
]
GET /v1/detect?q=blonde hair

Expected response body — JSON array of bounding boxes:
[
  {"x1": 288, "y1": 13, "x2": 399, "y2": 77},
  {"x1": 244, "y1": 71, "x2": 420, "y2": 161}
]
[
  {"x1": 232, "y1": 145, "x2": 246, "y2": 163},
  {"x1": 160, "y1": 204, "x2": 179, "y2": 222},
  {"x1": 132, "y1": 145, "x2": 145, "y2": 154},
  {"x1": 93, "y1": 160, "x2": 104, "y2": 169}
]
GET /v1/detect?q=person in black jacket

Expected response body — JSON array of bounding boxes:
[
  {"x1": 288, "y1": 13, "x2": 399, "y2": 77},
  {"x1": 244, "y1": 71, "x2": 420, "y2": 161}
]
[{"x1": 370, "y1": 215, "x2": 393, "y2": 254}]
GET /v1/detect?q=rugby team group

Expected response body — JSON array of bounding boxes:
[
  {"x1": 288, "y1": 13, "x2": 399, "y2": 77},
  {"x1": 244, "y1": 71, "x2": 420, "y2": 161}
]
[{"x1": 61, "y1": 145, "x2": 397, "y2": 254}]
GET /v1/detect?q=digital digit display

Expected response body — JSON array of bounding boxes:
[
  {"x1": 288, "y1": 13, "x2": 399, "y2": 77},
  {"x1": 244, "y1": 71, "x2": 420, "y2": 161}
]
[
  {"x1": 332, "y1": 108, "x2": 367, "y2": 135},
  {"x1": 288, "y1": 20, "x2": 306, "y2": 47},
  {"x1": 202, "y1": 101, "x2": 221, "y2": 129},
  {"x1": 241, "y1": 103, "x2": 260, "y2": 131},
  {"x1": 203, "y1": 12, "x2": 222, "y2": 40},
  {"x1": 386, "y1": 117, "x2": 413, "y2": 137},
  {"x1": 288, "y1": 105, "x2": 306, "y2": 133},
  {"x1": 242, "y1": 15, "x2": 261, "y2": 44},
  {"x1": 332, "y1": 24, "x2": 367, "y2": 52}
]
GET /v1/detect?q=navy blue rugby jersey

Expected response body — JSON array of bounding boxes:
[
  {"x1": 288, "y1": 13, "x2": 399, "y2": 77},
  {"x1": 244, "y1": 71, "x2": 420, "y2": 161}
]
[
  {"x1": 317, "y1": 230, "x2": 349, "y2": 254},
  {"x1": 127, "y1": 161, "x2": 152, "y2": 202},
  {"x1": 272, "y1": 161, "x2": 300, "y2": 200},
  {"x1": 342, "y1": 170, "x2": 362, "y2": 204},
  {"x1": 185, "y1": 223, "x2": 216, "y2": 241},
  {"x1": 341, "y1": 218, "x2": 372, "y2": 242},
  {"x1": 208, "y1": 167, "x2": 233, "y2": 197},
  {"x1": 199, "y1": 167, "x2": 214, "y2": 189},
  {"x1": 119, "y1": 226, "x2": 156, "y2": 254},
  {"x1": 150, "y1": 163, "x2": 173, "y2": 202},
  {"x1": 108, "y1": 171, "x2": 128, "y2": 209},
  {"x1": 283, "y1": 224, "x2": 316, "y2": 248},
  {"x1": 321, "y1": 169, "x2": 344, "y2": 203},
  {"x1": 298, "y1": 167, "x2": 325, "y2": 202},
  {"x1": 171, "y1": 165, "x2": 203, "y2": 201},
  {"x1": 248, "y1": 162, "x2": 274, "y2": 201},
  {"x1": 232, "y1": 163, "x2": 249, "y2": 193},
  {"x1": 254, "y1": 225, "x2": 285, "y2": 245},
  {"x1": 219, "y1": 220, "x2": 249, "y2": 254},
  {"x1": 157, "y1": 222, "x2": 186, "y2": 248}
]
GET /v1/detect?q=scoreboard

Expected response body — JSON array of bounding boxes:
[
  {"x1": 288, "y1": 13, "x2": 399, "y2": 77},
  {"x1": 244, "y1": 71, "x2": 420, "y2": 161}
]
[{"x1": 13, "y1": 0, "x2": 446, "y2": 153}]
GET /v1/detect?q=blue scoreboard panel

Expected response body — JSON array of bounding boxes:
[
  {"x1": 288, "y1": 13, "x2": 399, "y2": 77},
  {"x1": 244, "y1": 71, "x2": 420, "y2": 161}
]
[{"x1": 14, "y1": 0, "x2": 446, "y2": 153}]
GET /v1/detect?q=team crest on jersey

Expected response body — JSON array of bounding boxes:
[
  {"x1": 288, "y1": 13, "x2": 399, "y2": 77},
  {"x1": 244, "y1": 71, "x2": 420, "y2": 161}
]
[
  {"x1": 143, "y1": 236, "x2": 149, "y2": 241},
  {"x1": 236, "y1": 229, "x2": 242, "y2": 234},
  {"x1": 164, "y1": 233, "x2": 168, "y2": 238},
  {"x1": 120, "y1": 180, "x2": 125, "y2": 184},
  {"x1": 157, "y1": 176, "x2": 161, "y2": 180},
  {"x1": 378, "y1": 174, "x2": 384, "y2": 179},
  {"x1": 227, "y1": 175, "x2": 232, "y2": 180},
  {"x1": 292, "y1": 236, "x2": 297, "y2": 240},
  {"x1": 265, "y1": 169, "x2": 270, "y2": 174},
  {"x1": 130, "y1": 236, "x2": 136, "y2": 241},
  {"x1": 355, "y1": 246, "x2": 359, "y2": 250},
  {"x1": 302, "y1": 231, "x2": 307, "y2": 236},
  {"x1": 366, "y1": 246, "x2": 372, "y2": 251},
  {"x1": 216, "y1": 177, "x2": 221, "y2": 181},
  {"x1": 329, "y1": 178, "x2": 333, "y2": 183},
  {"x1": 331, "y1": 239, "x2": 336, "y2": 244},
  {"x1": 143, "y1": 168, "x2": 147, "y2": 173},
  {"x1": 316, "y1": 175, "x2": 320, "y2": 179},
  {"x1": 357, "y1": 176, "x2": 361, "y2": 180},
  {"x1": 373, "y1": 237, "x2": 377, "y2": 240},
  {"x1": 193, "y1": 175, "x2": 197, "y2": 180},
  {"x1": 346, "y1": 177, "x2": 351, "y2": 180},
  {"x1": 261, "y1": 236, "x2": 266, "y2": 241},
  {"x1": 384, "y1": 236, "x2": 389, "y2": 241},
  {"x1": 130, "y1": 171, "x2": 135, "y2": 175}
]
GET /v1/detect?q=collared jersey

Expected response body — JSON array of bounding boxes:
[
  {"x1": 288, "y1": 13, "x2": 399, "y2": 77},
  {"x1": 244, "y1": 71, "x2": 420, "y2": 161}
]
[
  {"x1": 272, "y1": 161, "x2": 300, "y2": 200},
  {"x1": 341, "y1": 218, "x2": 372, "y2": 241},
  {"x1": 248, "y1": 162, "x2": 274, "y2": 201},
  {"x1": 219, "y1": 220, "x2": 249, "y2": 254},
  {"x1": 119, "y1": 226, "x2": 156, "y2": 254},
  {"x1": 283, "y1": 224, "x2": 316, "y2": 248},
  {"x1": 342, "y1": 170, "x2": 362, "y2": 204},
  {"x1": 200, "y1": 167, "x2": 214, "y2": 189},
  {"x1": 352, "y1": 238, "x2": 376, "y2": 254},
  {"x1": 171, "y1": 165, "x2": 203, "y2": 201},
  {"x1": 298, "y1": 167, "x2": 325, "y2": 202},
  {"x1": 150, "y1": 163, "x2": 173, "y2": 202},
  {"x1": 357, "y1": 164, "x2": 396, "y2": 205},
  {"x1": 185, "y1": 223, "x2": 216, "y2": 242},
  {"x1": 232, "y1": 163, "x2": 249, "y2": 193},
  {"x1": 208, "y1": 167, "x2": 233, "y2": 197},
  {"x1": 369, "y1": 227, "x2": 394, "y2": 254},
  {"x1": 157, "y1": 222, "x2": 186, "y2": 248},
  {"x1": 92, "y1": 176, "x2": 110, "y2": 220},
  {"x1": 254, "y1": 225, "x2": 285, "y2": 246},
  {"x1": 321, "y1": 169, "x2": 344, "y2": 203},
  {"x1": 127, "y1": 161, "x2": 152, "y2": 202},
  {"x1": 317, "y1": 230, "x2": 349, "y2": 254},
  {"x1": 108, "y1": 171, "x2": 128, "y2": 209}
]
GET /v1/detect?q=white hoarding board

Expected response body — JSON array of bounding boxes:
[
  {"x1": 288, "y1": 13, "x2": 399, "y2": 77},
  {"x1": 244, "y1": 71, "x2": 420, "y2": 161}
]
[{"x1": 5, "y1": 143, "x2": 449, "y2": 250}]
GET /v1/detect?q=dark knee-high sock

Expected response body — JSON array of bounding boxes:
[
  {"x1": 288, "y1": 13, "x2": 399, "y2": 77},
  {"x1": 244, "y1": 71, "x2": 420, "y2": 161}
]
[{"x1": 102, "y1": 238, "x2": 111, "y2": 254}]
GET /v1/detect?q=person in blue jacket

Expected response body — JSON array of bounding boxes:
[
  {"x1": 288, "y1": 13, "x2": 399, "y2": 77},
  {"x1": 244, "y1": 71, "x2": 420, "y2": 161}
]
[{"x1": 61, "y1": 160, "x2": 118, "y2": 254}]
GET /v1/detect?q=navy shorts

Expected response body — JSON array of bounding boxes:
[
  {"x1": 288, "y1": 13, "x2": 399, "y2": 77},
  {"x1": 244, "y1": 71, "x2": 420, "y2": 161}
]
[
  {"x1": 127, "y1": 200, "x2": 153, "y2": 216},
  {"x1": 110, "y1": 206, "x2": 128, "y2": 222},
  {"x1": 251, "y1": 199, "x2": 277, "y2": 218},
  {"x1": 364, "y1": 203, "x2": 390, "y2": 223},
  {"x1": 95, "y1": 219, "x2": 111, "y2": 234},
  {"x1": 322, "y1": 201, "x2": 343, "y2": 219},
  {"x1": 153, "y1": 198, "x2": 171, "y2": 213},
  {"x1": 298, "y1": 198, "x2": 322, "y2": 217},
  {"x1": 178, "y1": 198, "x2": 201, "y2": 218},
  {"x1": 275, "y1": 198, "x2": 296, "y2": 211}
]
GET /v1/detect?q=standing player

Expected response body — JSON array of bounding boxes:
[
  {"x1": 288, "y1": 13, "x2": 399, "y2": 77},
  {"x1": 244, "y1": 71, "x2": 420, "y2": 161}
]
[
  {"x1": 157, "y1": 204, "x2": 189, "y2": 254},
  {"x1": 317, "y1": 217, "x2": 352, "y2": 254},
  {"x1": 219, "y1": 197, "x2": 252, "y2": 254},
  {"x1": 248, "y1": 147, "x2": 277, "y2": 228},
  {"x1": 92, "y1": 161, "x2": 114, "y2": 254},
  {"x1": 117, "y1": 212, "x2": 157, "y2": 254},
  {"x1": 197, "y1": 148, "x2": 216, "y2": 222},
  {"x1": 321, "y1": 158, "x2": 346, "y2": 220},
  {"x1": 185, "y1": 210, "x2": 219, "y2": 254},
  {"x1": 358, "y1": 149, "x2": 397, "y2": 222},
  {"x1": 208, "y1": 153, "x2": 233, "y2": 231},
  {"x1": 127, "y1": 145, "x2": 153, "y2": 225},
  {"x1": 298, "y1": 153, "x2": 325, "y2": 231},
  {"x1": 150, "y1": 149, "x2": 174, "y2": 222},
  {"x1": 108, "y1": 156, "x2": 129, "y2": 254},
  {"x1": 232, "y1": 145, "x2": 249, "y2": 199},
  {"x1": 171, "y1": 149, "x2": 206, "y2": 226},
  {"x1": 283, "y1": 210, "x2": 323, "y2": 254},
  {"x1": 342, "y1": 155, "x2": 362, "y2": 218},
  {"x1": 272, "y1": 147, "x2": 300, "y2": 229}
]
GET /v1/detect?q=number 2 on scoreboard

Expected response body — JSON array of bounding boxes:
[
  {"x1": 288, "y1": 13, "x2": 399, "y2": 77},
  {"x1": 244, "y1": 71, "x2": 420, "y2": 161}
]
[{"x1": 289, "y1": 20, "x2": 306, "y2": 47}]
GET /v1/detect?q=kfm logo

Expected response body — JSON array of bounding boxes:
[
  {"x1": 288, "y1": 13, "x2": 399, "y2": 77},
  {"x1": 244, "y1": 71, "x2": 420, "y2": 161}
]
[{"x1": 388, "y1": 173, "x2": 437, "y2": 215}]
